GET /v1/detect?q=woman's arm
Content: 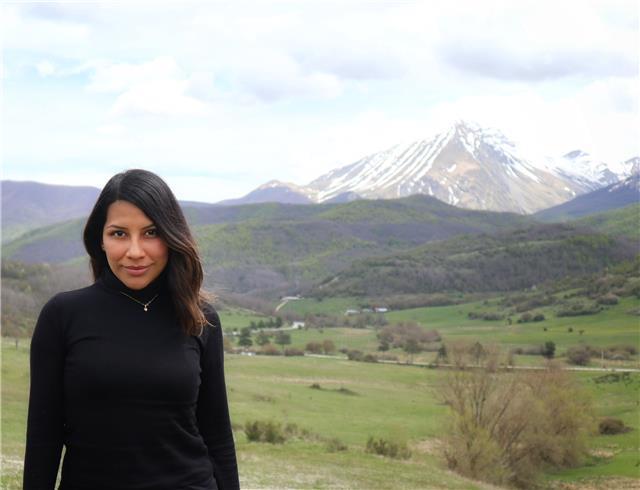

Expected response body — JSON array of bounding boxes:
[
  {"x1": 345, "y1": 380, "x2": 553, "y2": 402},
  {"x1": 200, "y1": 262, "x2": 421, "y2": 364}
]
[
  {"x1": 23, "y1": 296, "x2": 66, "y2": 489},
  {"x1": 196, "y1": 309, "x2": 240, "y2": 490}
]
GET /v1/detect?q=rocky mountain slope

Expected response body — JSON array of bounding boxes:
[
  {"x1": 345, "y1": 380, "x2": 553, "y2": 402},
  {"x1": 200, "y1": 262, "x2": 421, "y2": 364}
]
[
  {"x1": 535, "y1": 173, "x2": 640, "y2": 222},
  {"x1": 235, "y1": 121, "x2": 637, "y2": 214}
]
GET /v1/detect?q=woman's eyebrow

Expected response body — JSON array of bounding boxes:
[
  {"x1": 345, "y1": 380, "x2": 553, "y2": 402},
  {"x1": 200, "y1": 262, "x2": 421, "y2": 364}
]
[{"x1": 104, "y1": 223, "x2": 155, "y2": 229}]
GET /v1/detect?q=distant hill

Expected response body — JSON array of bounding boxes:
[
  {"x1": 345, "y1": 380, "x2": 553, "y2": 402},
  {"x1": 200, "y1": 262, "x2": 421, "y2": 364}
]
[
  {"x1": 216, "y1": 180, "x2": 313, "y2": 206},
  {"x1": 312, "y1": 224, "x2": 639, "y2": 298},
  {"x1": 1, "y1": 181, "x2": 100, "y2": 243},
  {"x1": 3, "y1": 195, "x2": 534, "y2": 297},
  {"x1": 535, "y1": 174, "x2": 640, "y2": 222},
  {"x1": 1, "y1": 180, "x2": 220, "y2": 243},
  {"x1": 574, "y1": 203, "x2": 640, "y2": 239},
  {"x1": 2, "y1": 219, "x2": 87, "y2": 264}
]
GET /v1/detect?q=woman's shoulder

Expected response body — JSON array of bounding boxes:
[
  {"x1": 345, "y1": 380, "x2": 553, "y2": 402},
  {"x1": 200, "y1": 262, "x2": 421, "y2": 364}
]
[
  {"x1": 201, "y1": 302, "x2": 221, "y2": 328},
  {"x1": 43, "y1": 283, "x2": 102, "y2": 312}
]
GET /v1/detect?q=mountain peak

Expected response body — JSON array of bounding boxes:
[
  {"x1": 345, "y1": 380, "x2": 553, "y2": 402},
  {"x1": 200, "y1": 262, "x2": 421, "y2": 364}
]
[{"x1": 563, "y1": 149, "x2": 589, "y2": 159}]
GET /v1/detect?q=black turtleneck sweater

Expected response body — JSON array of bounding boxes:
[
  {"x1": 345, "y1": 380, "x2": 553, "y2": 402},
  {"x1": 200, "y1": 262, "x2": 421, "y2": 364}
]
[{"x1": 24, "y1": 268, "x2": 239, "y2": 490}]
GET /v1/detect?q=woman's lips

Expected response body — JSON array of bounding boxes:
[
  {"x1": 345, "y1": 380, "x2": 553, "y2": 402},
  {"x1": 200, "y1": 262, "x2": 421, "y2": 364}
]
[{"x1": 124, "y1": 266, "x2": 150, "y2": 277}]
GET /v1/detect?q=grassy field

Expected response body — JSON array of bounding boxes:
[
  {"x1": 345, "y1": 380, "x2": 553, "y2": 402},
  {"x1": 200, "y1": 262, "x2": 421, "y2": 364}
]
[
  {"x1": 3, "y1": 339, "x2": 639, "y2": 489},
  {"x1": 274, "y1": 294, "x2": 640, "y2": 367},
  {"x1": 219, "y1": 307, "x2": 276, "y2": 333}
]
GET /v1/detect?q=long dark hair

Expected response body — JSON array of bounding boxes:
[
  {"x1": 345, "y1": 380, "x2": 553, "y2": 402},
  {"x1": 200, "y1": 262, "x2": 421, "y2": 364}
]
[{"x1": 83, "y1": 169, "x2": 207, "y2": 336}]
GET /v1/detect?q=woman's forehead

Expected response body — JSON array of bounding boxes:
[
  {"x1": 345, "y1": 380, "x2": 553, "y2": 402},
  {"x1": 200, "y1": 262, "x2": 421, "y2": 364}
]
[{"x1": 104, "y1": 200, "x2": 154, "y2": 226}]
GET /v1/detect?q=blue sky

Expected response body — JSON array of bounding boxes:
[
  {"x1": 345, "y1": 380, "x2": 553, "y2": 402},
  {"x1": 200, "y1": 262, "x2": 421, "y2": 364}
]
[{"x1": 2, "y1": 0, "x2": 638, "y2": 203}]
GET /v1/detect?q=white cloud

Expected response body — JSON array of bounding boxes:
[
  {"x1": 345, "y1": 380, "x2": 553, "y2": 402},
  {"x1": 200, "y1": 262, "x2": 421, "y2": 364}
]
[
  {"x1": 3, "y1": 1, "x2": 638, "y2": 202},
  {"x1": 83, "y1": 57, "x2": 211, "y2": 118},
  {"x1": 232, "y1": 50, "x2": 344, "y2": 102},
  {"x1": 87, "y1": 56, "x2": 181, "y2": 93},
  {"x1": 35, "y1": 60, "x2": 56, "y2": 77},
  {"x1": 434, "y1": 0, "x2": 638, "y2": 81},
  {"x1": 109, "y1": 79, "x2": 209, "y2": 118}
]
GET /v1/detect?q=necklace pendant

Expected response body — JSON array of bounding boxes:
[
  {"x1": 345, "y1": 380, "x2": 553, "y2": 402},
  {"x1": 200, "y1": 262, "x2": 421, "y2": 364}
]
[{"x1": 144, "y1": 306, "x2": 148, "y2": 312}]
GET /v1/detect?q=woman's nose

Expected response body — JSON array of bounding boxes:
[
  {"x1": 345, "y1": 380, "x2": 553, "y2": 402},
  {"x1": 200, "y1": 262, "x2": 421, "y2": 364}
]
[{"x1": 126, "y1": 237, "x2": 145, "y2": 259}]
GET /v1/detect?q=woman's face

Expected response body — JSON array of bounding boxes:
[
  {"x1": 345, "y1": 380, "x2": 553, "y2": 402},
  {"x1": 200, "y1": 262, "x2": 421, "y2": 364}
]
[{"x1": 102, "y1": 200, "x2": 169, "y2": 290}]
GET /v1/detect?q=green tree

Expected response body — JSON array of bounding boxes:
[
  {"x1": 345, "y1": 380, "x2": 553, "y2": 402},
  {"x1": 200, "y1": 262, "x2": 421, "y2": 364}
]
[
  {"x1": 256, "y1": 331, "x2": 271, "y2": 346},
  {"x1": 274, "y1": 332, "x2": 291, "y2": 353},
  {"x1": 542, "y1": 341, "x2": 556, "y2": 359},
  {"x1": 403, "y1": 338, "x2": 422, "y2": 364},
  {"x1": 238, "y1": 327, "x2": 253, "y2": 348}
]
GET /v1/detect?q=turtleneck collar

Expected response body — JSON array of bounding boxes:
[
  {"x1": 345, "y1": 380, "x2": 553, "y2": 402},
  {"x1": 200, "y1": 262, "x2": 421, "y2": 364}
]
[{"x1": 98, "y1": 265, "x2": 168, "y2": 302}]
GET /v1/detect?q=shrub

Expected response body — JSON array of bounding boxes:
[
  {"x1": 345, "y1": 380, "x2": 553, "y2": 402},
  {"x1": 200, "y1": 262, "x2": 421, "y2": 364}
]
[
  {"x1": 593, "y1": 372, "x2": 631, "y2": 384},
  {"x1": 566, "y1": 345, "x2": 592, "y2": 366},
  {"x1": 322, "y1": 339, "x2": 336, "y2": 354},
  {"x1": 347, "y1": 349, "x2": 364, "y2": 361},
  {"x1": 596, "y1": 293, "x2": 619, "y2": 305},
  {"x1": 469, "y1": 311, "x2": 505, "y2": 321},
  {"x1": 363, "y1": 354, "x2": 378, "y2": 363},
  {"x1": 284, "y1": 347, "x2": 304, "y2": 356},
  {"x1": 326, "y1": 437, "x2": 348, "y2": 452},
  {"x1": 557, "y1": 302, "x2": 602, "y2": 317},
  {"x1": 598, "y1": 417, "x2": 631, "y2": 435},
  {"x1": 517, "y1": 312, "x2": 532, "y2": 323},
  {"x1": 260, "y1": 344, "x2": 281, "y2": 356},
  {"x1": 305, "y1": 341, "x2": 323, "y2": 354},
  {"x1": 604, "y1": 344, "x2": 638, "y2": 360},
  {"x1": 310, "y1": 383, "x2": 322, "y2": 390},
  {"x1": 336, "y1": 387, "x2": 358, "y2": 396},
  {"x1": 377, "y1": 353, "x2": 399, "y2": 361},
  {"x1": 365, "y1": 437, "x2": 411, "y2": 459},
  {"x1": 244, "y1": 420, "x2": 286, "y2": 444},
  {"x1": 441, "y1": 346, "x2": 593, "y2": 488}
]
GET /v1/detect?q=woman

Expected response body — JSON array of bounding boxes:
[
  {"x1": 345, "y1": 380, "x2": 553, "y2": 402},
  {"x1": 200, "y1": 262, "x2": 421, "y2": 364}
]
[{"x1": 24, "y1": 169, "x2": 239, "y2": 490}]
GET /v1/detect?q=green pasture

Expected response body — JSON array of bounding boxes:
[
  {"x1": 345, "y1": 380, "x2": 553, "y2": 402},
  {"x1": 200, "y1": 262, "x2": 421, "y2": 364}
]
[
  {"x1": 3, "y1": 339, "x2": 639, "y2": 489},
  {"x1": 218, "y1": 307, "x2": 274, "y2": 333},
  {"x1": 278, "y1": 297, "x2": 364, "y2": 316},
  {"x1": 386, "y1": 296, "x2": 640, "y2": 355},
  {"x1": 284, "y1": 327, "x2": 381, "y2": 353},
  {"x1": 271, "y1": 294, "x2": 640, "y2": 367}
]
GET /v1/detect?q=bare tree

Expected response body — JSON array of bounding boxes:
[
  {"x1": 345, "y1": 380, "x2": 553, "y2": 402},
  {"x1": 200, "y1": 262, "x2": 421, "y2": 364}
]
[{"x1": 438, "y1": 343, "x2": 593, "y2": 488}]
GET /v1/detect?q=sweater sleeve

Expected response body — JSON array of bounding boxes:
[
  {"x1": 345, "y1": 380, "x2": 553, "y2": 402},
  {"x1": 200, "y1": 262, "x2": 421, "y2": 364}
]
[
  {"x1": 23, "y1": 296, "x2": 65, "y2": 489},
  {"x1": 196, "y1": 309, "x2": 239, "y2": 490}
]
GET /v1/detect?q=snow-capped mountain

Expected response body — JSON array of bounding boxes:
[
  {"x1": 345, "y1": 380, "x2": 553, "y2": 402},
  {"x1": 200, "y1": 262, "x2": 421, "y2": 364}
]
[
  {"x1": 625, "y1": 156, "x2": 640, "y2": 176},
  {"x1": 535, "y1": 172, "x2": 640, "y2": 221},
  {"x1": 229, "y1": 120, "x2": 637, "y2": 214},
  {"x1": 307, "y1": 121, "x2": 588, "y2": 214},
  {"x1": 548, "y1": 150, "x2": 624, "y2": 190}
]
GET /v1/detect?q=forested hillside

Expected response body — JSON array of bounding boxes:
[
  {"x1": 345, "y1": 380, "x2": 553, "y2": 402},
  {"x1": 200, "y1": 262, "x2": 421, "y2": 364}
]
[{"x1": 314, "y1": 224, "x2": 639, "y2": 297}]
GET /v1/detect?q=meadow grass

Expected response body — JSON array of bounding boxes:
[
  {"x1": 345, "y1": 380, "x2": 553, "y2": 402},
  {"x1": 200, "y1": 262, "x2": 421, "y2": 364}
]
[
  {"x1": 219, "y1": 307, "x2": 274, "y2": 333},
  {"x1": 271, "y1": 295, "x2": 640, "y2": 367},
  {"x1": 278, "y1": 297, "x2": 365, "y2": 316},
  {"x1": 3, "y1": 339, "x2": 639, "y2": 489}
]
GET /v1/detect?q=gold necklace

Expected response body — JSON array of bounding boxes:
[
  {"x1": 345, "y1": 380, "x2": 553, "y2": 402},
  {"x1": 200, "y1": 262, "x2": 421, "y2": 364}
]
[{"x1": 119, "y1": 292, "x2": 159, "y2": 312}]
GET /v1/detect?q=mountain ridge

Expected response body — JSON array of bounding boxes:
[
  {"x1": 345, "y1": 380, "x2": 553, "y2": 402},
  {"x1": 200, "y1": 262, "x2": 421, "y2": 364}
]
[{"x1": 231, "y1": 120, "x2": 638, "y2": 214}]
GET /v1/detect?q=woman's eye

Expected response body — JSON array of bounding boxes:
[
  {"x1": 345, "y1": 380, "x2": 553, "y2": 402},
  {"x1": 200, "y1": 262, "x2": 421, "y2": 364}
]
[
  {"x1": 146, "y1": 229, "x2": 158, "y2": 237},
  {"x1": 112, "y1": 230, "x2": 126, "y2": 238}
]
